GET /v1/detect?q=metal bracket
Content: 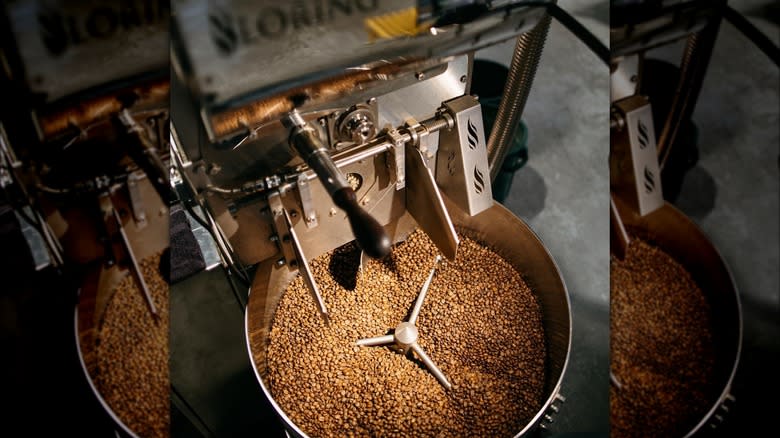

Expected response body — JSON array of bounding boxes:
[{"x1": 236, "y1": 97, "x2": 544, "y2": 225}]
[
  {"x1": 296, "y1": 173, "x2": 318, "y2": 229},
  {"x1": 610, "y1": 95, "x2": 664, "y2": 217},
  {"x1": 386, "y1": 128, "x2": 406, "y2": 190},
  {"x1": 267, "y1": 191, "x2": 296, "y2": 267},
  {"x1": 610, "y1": 54, "x2": 640, "y2": 104},
  {"x1": 406, "y1": 142, "x2": 459, "y2": 260},
  {"x1": 127, "y1": 171, "x2": 147, "y2": 229},
  {"x1": 417, "y1": 124, "x2": 440, "y2": 171},
  {"x1": 266, "y1": 190, "x2": 328, "y2": 321},
  {"x1": 436, "y1": 95, "x2": 493, "y2": 216},
  {"x1": 283, "y1": 209, "x2": 329, "y2": 321},
  {"x1": 14, "y1": 208, "x2": 52, "y2": 271}
]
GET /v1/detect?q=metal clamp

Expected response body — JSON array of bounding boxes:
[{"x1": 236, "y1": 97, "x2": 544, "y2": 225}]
[
  {"x1": 610, "y1": 94, "x2": 664, "y2": 217},
  {"x1": 266, "y1": 191, "x2": 296, "y2": 267},
  {"x1": 386, "y1": 128, "x2": 406, "y2": 190},
  {"x1": 127, "y1": 171, "x2": 147, "y2": 229},
  {"x1": 296, "y1": 173, "x2": 318, "y2": 229}
]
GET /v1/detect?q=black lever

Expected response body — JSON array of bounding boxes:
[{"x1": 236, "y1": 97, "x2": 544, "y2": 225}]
[
  {"x1": 113, "y1": 109, "x2": 171, "y2": 205},
  {"x1": 331, "y1": 186, "x2": 390, "y2": 259},
  {"x1": 282, "y1": 111, "x2": 391, "y2": 259}
]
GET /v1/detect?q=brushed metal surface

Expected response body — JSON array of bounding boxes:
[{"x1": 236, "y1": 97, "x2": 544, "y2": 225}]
[
  {"x1": 172, "y1": 0, "x2": 544, "y2": 108},
  {"x1": 5, "y1": 0, "x2": 169, "y2": 102},
  {"x1": 437, "y1": 95, "x2": 494, "y2": 216},
  {"x1": 405, "y1": 142, "x2": 458, "y2": 260},
  {"x1": 611, "y1": 94, "x2": 664, "y2": 217}
]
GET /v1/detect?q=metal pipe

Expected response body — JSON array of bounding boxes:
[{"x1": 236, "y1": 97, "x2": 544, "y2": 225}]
[
  {"x1": 312, "y1": 114, "x2": 448, "y2": 180},
  {"x1": 657, "y1": 20, "x2": 720, "y2": 170},
  {"x1": 111, "y1": 205, "x2": 159, "y2": 320},
  {"x1": 721, "y1": 5, "x2": 779, "y2": 66},
  {"x1": 115, "y1": 109, "x2": 171, "y2": 205},
  {"x1": 487, "y1": 14, "x2": 552, "y2": 182}
]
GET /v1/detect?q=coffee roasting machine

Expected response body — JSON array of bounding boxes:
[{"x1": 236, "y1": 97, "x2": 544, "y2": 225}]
[
  {"x1": 169, "y1": 0, "x2": 576, "y2": 436},
  {"x1": 606, "y1": 0, "x2": 778, "y2": 435},
  {"x1": 1, "y1": 1, "x2": 170, "y2": 436}
]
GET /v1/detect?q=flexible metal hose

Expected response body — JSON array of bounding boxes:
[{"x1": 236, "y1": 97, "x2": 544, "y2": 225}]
[
  {"x1": 657, "y1": 20, "x2": 720, "y2": 170},
  {"x1": 487, "y1": 14, "x2": 551, "y2": 181}
]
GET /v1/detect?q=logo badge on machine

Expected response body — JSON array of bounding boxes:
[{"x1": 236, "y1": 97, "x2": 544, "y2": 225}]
[
  {"x1": 473, "y1": 166, "x2": 486, "y2": 195},
  {"x1": 35, "y1": 1, "x2": 169, "y2": 57},
  {"x1": 436, "y1": 95, "x2": 494, "y2": 216},
  {"x1": 627, "y1": 102, "x2": 663, "y2": 215},
  {"x1": 207, "y1": 0, "x2": 380, "y2": 56},
  {"x1": 467, "y1": 118, "x2": 479, "y2": 150},
  {"x1": 5, "y1": 0, "x2": 169, "y2": 101}
]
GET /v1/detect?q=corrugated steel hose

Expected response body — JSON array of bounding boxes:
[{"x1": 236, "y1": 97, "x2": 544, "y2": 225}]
[
  {"x1": 657, "y1": 21, "x2": 720, "y2": 170},
  {"x1": 487, "y1": 14, "x2": 551, "y2": 182}
]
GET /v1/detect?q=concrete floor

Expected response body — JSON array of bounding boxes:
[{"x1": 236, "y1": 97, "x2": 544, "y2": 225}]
[{"x1": 170, "y1": 266, "x2": 279, "y2": 438}]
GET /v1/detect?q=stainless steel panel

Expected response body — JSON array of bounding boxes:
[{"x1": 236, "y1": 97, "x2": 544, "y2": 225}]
[
  {"x1": 436, "y1": 95, "x2": 493, "y2": 216},
  {"x1": 5, "y1": 0, "x2": 169, "y2": 101},
  {"x1": 405, "y1": 142, "x2": 458, "y2": 260}
]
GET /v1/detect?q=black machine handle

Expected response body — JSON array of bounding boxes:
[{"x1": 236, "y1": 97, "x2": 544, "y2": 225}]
[
  {"x1": 283, "y1": 111, "x2": 390, "y2": 259},
  {"x1": 331, "y1": 186, "x2": 390, "y2": 259},
  {"x1": 113, "y1": 109, "x2": 171, "y2": 205}
]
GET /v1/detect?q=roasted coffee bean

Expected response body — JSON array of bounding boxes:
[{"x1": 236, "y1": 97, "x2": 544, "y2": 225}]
[
  {"x1": 611, "y1": 237, "x2": 717, "y2": 438},
  {"x1": 95, "y1": 251, "x2": 169, "y2": 438},
  {"x1": 267, "y1": 229, "x2": 546, "y2": 437}
]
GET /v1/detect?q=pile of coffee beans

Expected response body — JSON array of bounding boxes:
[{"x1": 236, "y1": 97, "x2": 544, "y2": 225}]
[
  {"x1": 266, "y1": 229, "x2": 547, "y2": 437},
  {"x1": 95, "y1": 252, "x2": 169, "y2": 438},
  {"x1": 611, "y1": 237, "x2": 716, "y2": 437}
]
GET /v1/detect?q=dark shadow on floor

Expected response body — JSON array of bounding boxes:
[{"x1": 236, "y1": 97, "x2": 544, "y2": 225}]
[
  {"x1": 674, "y1": 166, "x2": 718, "y2": 220},
  {"x1": 504, "y1": 165, "x2": 548, "y2": 221}
]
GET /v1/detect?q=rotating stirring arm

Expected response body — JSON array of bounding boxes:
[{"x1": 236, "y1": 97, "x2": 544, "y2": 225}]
[{"x1": 357, "y1": 255, "x2": 452, "y2": 390}]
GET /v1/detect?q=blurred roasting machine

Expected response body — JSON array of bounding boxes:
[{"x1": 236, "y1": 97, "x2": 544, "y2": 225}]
[
  {"x1": 1, "y1": 1, "x2": 170, "y2": 436},
  {"x1": 606, "y1": 0, "x2": 775, "y2": 434},
  {"x1": 170, "y1": 0, "x2": 572, "y2": 436}
]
